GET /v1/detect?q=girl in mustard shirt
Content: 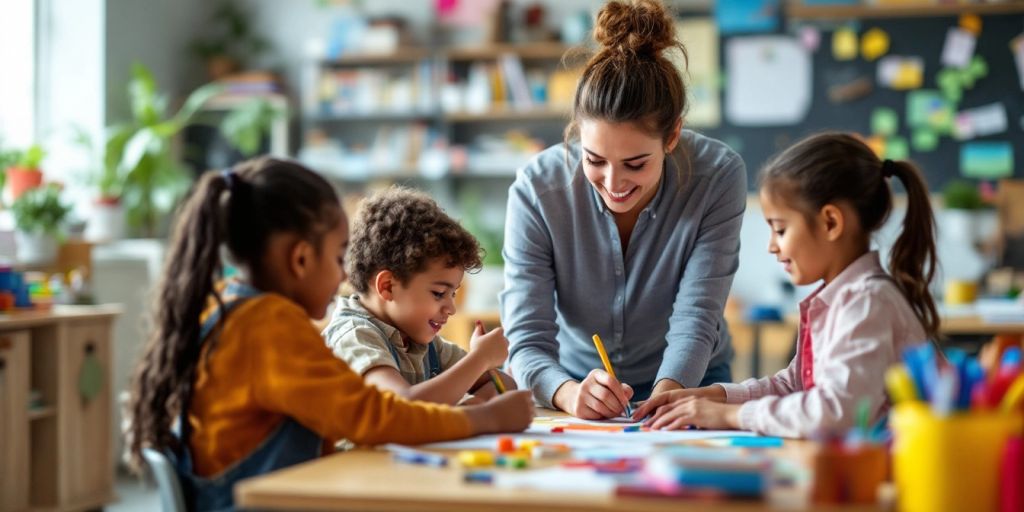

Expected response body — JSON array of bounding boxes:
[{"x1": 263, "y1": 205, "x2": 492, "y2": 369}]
[{"x1": 126, "y1": 157, "x2": 532, "y2": 511}]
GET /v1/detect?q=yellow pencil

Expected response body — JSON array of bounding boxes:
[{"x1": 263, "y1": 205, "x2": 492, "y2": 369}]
[
  {"x1": 489, "y1": 369, "x2": 507, "y2": 394},
  {"x1": 591, "y1": 334, "x2": 632, "y2": 417}
]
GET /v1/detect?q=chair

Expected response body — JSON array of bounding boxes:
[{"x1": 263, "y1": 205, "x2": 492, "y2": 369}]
[{"x1": 142, "y1": 448, "x2": 187, "y2": 512}]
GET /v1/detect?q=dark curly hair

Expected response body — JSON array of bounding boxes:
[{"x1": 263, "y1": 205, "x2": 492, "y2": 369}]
[{"x1": 348, "y1": 186, "x2": 483, "y2": 294}]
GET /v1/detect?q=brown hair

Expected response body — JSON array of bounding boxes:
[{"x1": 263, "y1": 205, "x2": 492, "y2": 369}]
[
  {"x1": 346, "y1": 186, "x2": 482, "y2": 294},
  {"x1": 760, "y1": 132, "x2": 940, "y2": 340},
  {"x1": 126, "y1": 157, "x2": 342, "y2": 469},
  {"x1": 565, "y1": 0, "x2": 688, "y2": 147}
]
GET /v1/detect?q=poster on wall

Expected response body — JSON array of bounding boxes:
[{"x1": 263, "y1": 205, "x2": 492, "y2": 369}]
[
  {"x1": 676, "y1": 18, "x2": 720, "y2": 128},
  {"x1": 725, "y1": 36, "x2": 812, "y2": 126}
]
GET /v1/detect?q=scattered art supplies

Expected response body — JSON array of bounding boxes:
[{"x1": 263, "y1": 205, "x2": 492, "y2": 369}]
[
  {"x1": 888, "y1": 344, "x2": 1024, "y2": 512},
  {"x1": 644, "y1": 446, "x2": 771, "y2": 497}
]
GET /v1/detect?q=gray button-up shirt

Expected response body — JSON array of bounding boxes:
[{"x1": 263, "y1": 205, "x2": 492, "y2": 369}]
[{"x1": 500, "y1": 130, "x2": 746, "y2": 407}]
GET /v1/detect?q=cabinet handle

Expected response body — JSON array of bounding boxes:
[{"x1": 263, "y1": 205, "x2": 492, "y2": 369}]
[{"x1": 85, "y1": 341, "x2": 95, "y2": 355}]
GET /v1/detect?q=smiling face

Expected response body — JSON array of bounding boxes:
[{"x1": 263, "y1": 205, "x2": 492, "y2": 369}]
[
  {"x1": 760, "y1": 189, "x2": 833, "y2": 286},
  {"x1": 579, "y1": 119, "x2": 677, "y2": 218},
  {"x1": 384, "y1": 258, "x2": 465, "y2": 346}
]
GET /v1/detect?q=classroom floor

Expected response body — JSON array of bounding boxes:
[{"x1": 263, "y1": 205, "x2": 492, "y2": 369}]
[{"x1": 107, "y1": 472, "x2": 160, "y2": 512}]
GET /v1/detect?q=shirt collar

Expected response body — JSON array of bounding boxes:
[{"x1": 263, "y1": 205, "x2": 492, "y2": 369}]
[
  {"x1": 340, "y1": 294, "x2": 427, "y2": 355},
  {"x1": 801, "y1": 251, "x2": 886, "y2": 309}
]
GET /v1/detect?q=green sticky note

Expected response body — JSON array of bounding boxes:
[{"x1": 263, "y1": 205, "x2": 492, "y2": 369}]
[
  {"x1": 968, "y1": 55, "x2": 988, "y2": 79},
  {"x1": 961, "y1": 141, "x2": 1013, "y2": 179},
  {"x1": 78, "y1": 353, "x2": 103, "y2": 403},
  {"x1": 906, "y1": 90, "x2": 954, "y2": 134},
  {"x1": 871, "y1": 108, "x2": 899, "y2": 136},
  {"x1": 885, "y1": 137, "x2": 909, "y2": 160},
  {"x1": 959, "y1": 69, "x2": 976, "y2": 89},
  {"x1": 911, "y1": 129, "x2": 939, "y2": 152}
]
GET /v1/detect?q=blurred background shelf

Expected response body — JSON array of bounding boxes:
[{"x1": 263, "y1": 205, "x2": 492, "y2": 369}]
[{"x1": 786, "y1": 0, "x2": 1024, "y2": 18}]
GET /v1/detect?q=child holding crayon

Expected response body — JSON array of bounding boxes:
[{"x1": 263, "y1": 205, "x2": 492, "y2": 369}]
[
  {"x1": 126, "y1": 159, "x2": 533, "y2": 511},
  {"x1": 634, "y1": 133, "x2": 938, "y2": 437},
  {"x1": 324, "y1": 186, "x2": 516, "y2": 405}
]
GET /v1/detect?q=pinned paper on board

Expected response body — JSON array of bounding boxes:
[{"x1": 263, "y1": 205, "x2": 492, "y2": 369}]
[
  {"x1": 861, "y1": 28, "x2": 890, "y2": 61},
  {"x1": 726, "y1": 36, "x2": 811, "y2": 126},
  {"x1": 954, "y1": 103, "x2": 1008, "y2": 140},
  {"x1": 906, "y1": 90, "x2": 954, "y2": 135},
  {"x1": 959, "y1": 14, "x2": 982, "y2": 36},
  {"x1": 911, "y1": 129, "x2": 939, "y2": 153},
  {"x1": 832, "y1": 27, "x2": 858, "y2": 61},
  {"x1": 941, "y1": 28, "x2": 976, "y2": 69},
  {"x1": 800, "y1": 26, "x2": 821, "y2": 51},
  {"x1": 871, "y1": 107, "x2": 899, "y2": 136},
  {"x1": 864, "y1": 135, "x2": 886, "y2": 158},
  {"x1": 1012, "y1": 34, "x2": 1024, "y2": 91},
  {"x1": 885, "y1": 136, "x2": 909, "y2": 161},
  {"x1": 715, "y1": 0, "x2": 780, "y2": 35},
  {"x1": 878, "y1": 56, "x2": 923, "y2": 90},
  {"x1": 961, "y1": 142, "x2": 1014, "y2": 179},
  {"x1": 676, "y1": 19, "x2": 720, "y2": 128}
]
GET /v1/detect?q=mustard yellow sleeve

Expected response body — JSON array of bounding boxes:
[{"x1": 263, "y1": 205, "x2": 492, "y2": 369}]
[{"x1": 244, "y1": 297, "x2": 473, "y2": 444}]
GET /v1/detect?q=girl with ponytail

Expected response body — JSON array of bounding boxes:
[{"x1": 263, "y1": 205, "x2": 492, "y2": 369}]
[
  {"x1": 634, "y1": 132, "x2": 938, "y2": 438},
  {"x1": 127, "y1": 157, "x2": 533, "y2": 511}
]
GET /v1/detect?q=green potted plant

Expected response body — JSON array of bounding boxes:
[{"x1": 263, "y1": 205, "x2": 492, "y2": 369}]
[
  {"x1": 6, "y1": 144, "x2": 45, "y2": 201},
  {"x1": 11, "y1": 184, "x2": 72, "y2": 265},
  {"x1": 189, "y1": 0, "x2": 271, "y2": 80}
]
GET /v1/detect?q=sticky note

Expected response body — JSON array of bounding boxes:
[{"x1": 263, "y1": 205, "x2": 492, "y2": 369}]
[
  {"x1": 906, "y1": 90, "x2": 954, "y2": 135},
  {"x1": 941, "y1": 27, "x2": 976, "y2": 68},
  {"x1": 959, "y1": 14, "x2": 982, "y2": 36},
  {"x1": 885, "y1": 136, "x2": 909, "y2": 161},
  {"x1": 832, "y1": 27, "x2": 858, "y2": 61},
  {"x1": 871, "y1": 107, "x2": 899, "y2": 136},
  {"x1": 937, "y1": 68, "x2": 962, "y2": 102},
  {"x1": 1012, "y1": 35, "x2": 1024, "y2": 91},
  {"x1": 878, "y1": 56, "x2": 923, "y2": 90},
  {"x1": 861, "y1": 28, "x2": 890, "y2": 61},
  {"x1": 954, "y1": 102, "x2": 1008, "y2": 140},
  {"x1": 912, "y1": 129, "x2": 939, "y2": 152},
  {"x1": 961, "y1": 141, "x2": 1014, "y2": 179},
  {"x1": 865, "y1": 135, "x2": 886, "y2": 158}
]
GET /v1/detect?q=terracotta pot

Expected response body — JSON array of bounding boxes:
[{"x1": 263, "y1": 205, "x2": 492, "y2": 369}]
[{"x1": 6, "y1": 167, "x2": 43, "y2": 200}]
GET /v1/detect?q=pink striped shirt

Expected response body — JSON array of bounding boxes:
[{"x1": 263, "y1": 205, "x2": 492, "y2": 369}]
[{"x1": 719, "y1": 251, "x2": 928, "y2": 438}]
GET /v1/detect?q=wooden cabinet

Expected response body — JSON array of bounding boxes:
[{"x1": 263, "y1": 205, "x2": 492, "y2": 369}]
[{"x1": 0, "y1": 306, "x2": 120, "y2": 512}]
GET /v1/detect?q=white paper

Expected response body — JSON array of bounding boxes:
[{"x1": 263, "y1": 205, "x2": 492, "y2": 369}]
[
  {"x1": 877, "y1": 55, "x2": 924, "y2": 89},
  {"x1": 417, "y1": 426, "x2": 757, "y2": 451},
  {"x1": 676, "y1": 19, "x2": 720, "y2": 128},
  {"x1": 725, "y1": 36, "x2": 811, "y2": 126},
  {"x1": 954, "y1": 102, "x2": 1008, "y2": 140},
  {"x1": 941, "y1": 27, "x2": 976, "y2": 69},
  {"x1": 494, "y1": 467, "x2": 617, "y2": 493}
]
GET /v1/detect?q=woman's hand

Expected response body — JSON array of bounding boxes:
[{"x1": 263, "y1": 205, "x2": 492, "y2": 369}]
[
  {"x1": 632, "y1": 384, "x2": 726, "y2": 420},
  {"x1": 553, "y1": 369, "x2": 633, "y2": 419},
  {"x1": 641, "y1": 396, "x2": 740, "y2": 430}
]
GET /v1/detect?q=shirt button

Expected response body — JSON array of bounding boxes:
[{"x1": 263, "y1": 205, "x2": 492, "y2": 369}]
[{"x1": 615, "y1": 268, "x2": 622, "y2": 276}]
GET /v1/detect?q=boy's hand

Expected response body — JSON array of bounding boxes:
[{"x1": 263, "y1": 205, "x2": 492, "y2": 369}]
[
  {"x1": 465, "y1": 390, "x2": 534, "y2": 434},
  {"x1": 470, "y1": 321, "x2": 509, "y2": 369},
  {"x1": 632, "y1": 384, "x2": 727, "y2": 420}
]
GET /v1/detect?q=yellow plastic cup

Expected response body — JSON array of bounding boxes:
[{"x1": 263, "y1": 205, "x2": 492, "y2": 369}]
[
  {"x1": 891, "y1": 404, "x2": 1023, "y2": 512},
  {"x1": 944, "y1": 279, "x2": 978, "y2": 306}
]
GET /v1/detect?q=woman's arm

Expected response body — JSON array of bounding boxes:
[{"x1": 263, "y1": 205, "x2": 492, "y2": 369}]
[{"x1": 657, "y1": 153, "x2": 747, "y2": 390}]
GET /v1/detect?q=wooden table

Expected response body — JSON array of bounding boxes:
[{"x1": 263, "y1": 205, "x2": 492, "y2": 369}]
[{"x1": 235, "y1": 413, "x2": 883, "y2": 512}]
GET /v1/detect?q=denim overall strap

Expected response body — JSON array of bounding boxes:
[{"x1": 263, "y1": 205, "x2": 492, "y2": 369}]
[{"x1": 172, "y1": 283, "x2": 323, "y2": 512}]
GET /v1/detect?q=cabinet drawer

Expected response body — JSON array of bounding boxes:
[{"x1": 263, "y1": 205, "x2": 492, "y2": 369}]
[{"x1": 0, "y1": 330, "x2": 31, "y2": 511}]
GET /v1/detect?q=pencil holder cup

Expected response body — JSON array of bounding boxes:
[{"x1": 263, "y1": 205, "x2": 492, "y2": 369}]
[
  {"x1": 891, "y1": 404, "x2": 1023, "y2": 512},
  {"x1": 811, "y1": 443, "x2": 888, "y2": 504}
]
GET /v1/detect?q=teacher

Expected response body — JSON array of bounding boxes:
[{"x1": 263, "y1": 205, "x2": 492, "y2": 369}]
[{"x1": 500, "y1": 0, "x2": 746, "y2": 419}]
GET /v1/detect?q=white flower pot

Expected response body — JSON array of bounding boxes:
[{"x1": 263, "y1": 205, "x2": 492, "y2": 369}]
[
  {"x1": 942, "y1": 209, "x2": 980, "y2": 243},
  {"x1": 15, "y1": 231, "x2": 58, "y2": 266},
  {"x1": 84, "y1": 200, "x2": 125, "y2": 242}
]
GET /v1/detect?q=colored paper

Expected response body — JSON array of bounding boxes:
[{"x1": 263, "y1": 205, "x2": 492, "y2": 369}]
[
  {"x1": 861, "y1": 28, "x2": 890, "y2": 61},
  {"x1": 959, "y1": 14, "x2": 982, "y2": 36},
  {"x1": 1012, "y1": 34, "x2": 1024, "y2": 91},
  {"x1": 832, "y1": 27, "x2": 858, "y2": 61},
  {"x1": 726, "y1": 36, "x2": 811, "y2": 126},
  {"x1": 941, "y1": 27, "x2": 976, "y2": 68},
  {"x1": 800, "y1": 26, "x2": 820, "y2": 51},
  {"x1": 906, "y1": 90, "x2": 954, "y2": 135},
  {"x1": 871, "y1": 107, "x2": 898, "y2": 136},
  {"x1": 911, "y1": 129, "x2": 939, "y2": 152},
  {"x1": 865, "y1": 135, "x2": 886, "y2": 158},
  {"x1": 878, "y1": 55, "x2": 923, "y2": 90},
  {"x1": 954, "y1": 102, "x2": 1008, "y2": 140},
  {"x1": 961, "y1": 141, "x2": 1014, "y2": 179},
  {"x1": 937, "y1": 68, "x2": 963, "y2": 102},
  {"x1": 715, "y1": 0, "x2": 780, "y2": 35},
  {"x1": 885, "y1": 136, "x2": 909, "y2": 161},
  {"x1": 676, "y1": 19, "x2": 720, "y2": 128}
]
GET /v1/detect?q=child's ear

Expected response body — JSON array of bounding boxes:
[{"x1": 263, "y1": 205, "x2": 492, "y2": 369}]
[
  {"x1": 288, "y1": 239, "x2": 316, "y2": 279},
  {"x1": 819, "y1": 204, "x2": 845, "y2": 241},
  {"x1": 374, "y1": 270, "x2": 396, "y2": 301}
]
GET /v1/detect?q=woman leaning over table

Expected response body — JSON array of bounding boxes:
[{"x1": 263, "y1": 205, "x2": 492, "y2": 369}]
[{"x1": 500, "y1": 0, "x2": 746, "y2": 419}]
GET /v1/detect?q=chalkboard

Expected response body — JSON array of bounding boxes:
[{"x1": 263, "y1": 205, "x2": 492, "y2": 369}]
[{"x1": 694, "y1": 14, "x2": 1024, "y2": 191}]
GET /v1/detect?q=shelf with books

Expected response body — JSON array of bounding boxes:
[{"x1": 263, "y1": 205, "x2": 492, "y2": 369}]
[
  {"x1": 310, "y1": 111, "x2": 440, "y2": 122},
  {"x1": 321, "y1": 48, "x2": 434, "y2": 67},
  {"x1": 786, "y1": 0, "x2": 1024, "y2": 18},
  {"x1": 445, "y1": 42, "x2": 573, "y2": 62},
  {"x1": 444, "y1": 107, "x2": 569, "y2": 122}
]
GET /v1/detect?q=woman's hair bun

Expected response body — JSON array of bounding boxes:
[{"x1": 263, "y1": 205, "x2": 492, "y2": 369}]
[{"x1": 593, "y1": 0, "x2": 677, "y2": 58}]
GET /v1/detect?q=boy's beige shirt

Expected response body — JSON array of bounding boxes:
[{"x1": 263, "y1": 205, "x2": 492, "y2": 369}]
[{"x1": 323, "y1": 295, "x2": 467, "y2": 384}]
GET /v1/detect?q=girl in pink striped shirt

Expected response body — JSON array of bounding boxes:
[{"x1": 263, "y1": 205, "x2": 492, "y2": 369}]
[{"x1": 633, "y1": 132, "x2": 939, "y2": 437}]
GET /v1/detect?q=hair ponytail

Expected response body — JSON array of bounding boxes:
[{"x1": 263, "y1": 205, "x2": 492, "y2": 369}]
[{"x1": 887, "y1": 160, "x2": 940, "y2": 340}]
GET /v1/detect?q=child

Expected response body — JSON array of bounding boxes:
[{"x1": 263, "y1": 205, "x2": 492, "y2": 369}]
[
  {"x1": 633, "y1": 132, "x2": 938, "y2": 438},
  {"x1": 323, "y1": 186, "x2": 516, "y2": 405},
  {"x1": 127, "y1": 159, "x2": 533, "y2": 511}
]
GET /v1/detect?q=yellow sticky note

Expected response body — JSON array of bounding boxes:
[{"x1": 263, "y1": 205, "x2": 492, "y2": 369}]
[
  {"x1": 833, "y1": 28, "x2": 858, "y2": 61},
  {"x1": 959, "y1": 14, "x2": 982, "y2": 36},
  {"x1": 893, "y1": 63, "x2": 923, "y2": 90},
  {"x1": 861, "y1": 28, "x2": 890, "y2": 61},
  {"x1": 865, "y1": 135, "x2": 886, "y2": 158}
]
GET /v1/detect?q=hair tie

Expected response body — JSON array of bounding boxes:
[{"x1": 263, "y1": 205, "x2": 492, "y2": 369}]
[
  {"x1": 221, "y1": 169, "x2": 237, "y2": 189},
  {"x1": 881, "y1": 159, "x2": 896, "y2": 179}
]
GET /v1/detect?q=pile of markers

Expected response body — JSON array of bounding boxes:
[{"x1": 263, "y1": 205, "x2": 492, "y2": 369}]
[{"x1": 886, "y1": 342, "x2": 1024, "y2": 414}]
